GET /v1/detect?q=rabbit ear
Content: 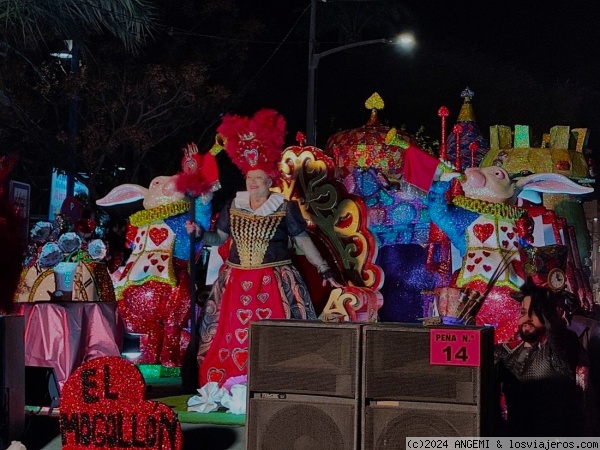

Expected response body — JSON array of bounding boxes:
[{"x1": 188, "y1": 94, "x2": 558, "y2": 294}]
[{"x1": 514, "y1": 172, "x2": 593, "y2": 196}]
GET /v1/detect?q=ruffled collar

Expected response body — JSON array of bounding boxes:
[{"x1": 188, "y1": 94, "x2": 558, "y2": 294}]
[{"x1": 235, "y1": 192, "x2": 284, "y2": 216}]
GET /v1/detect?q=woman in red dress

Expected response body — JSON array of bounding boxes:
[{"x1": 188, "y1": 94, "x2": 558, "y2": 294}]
[{"x1": 186, "y1": 109, "x2": 339, "y2": 388}]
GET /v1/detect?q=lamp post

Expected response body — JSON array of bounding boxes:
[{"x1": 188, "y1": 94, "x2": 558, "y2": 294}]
[
  {"x1": 305, "y1": 0, "x2": 414, "y2": 146},
  {"x1": 52, "y1": 39, "x2": 79, "y2": 198}
]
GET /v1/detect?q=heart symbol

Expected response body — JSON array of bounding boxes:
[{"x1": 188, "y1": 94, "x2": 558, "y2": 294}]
[
  {"x1": 141, "y1": 230, "x2": 146, "y2": 236},
  {"x1": 474, "y1": 257, "x2": 482, "y2": 264},
  {"x1": 235, "y1": 328, "x2": 249, "y2": 344},
  {"x1": 59, "y1": 357, "x2": 182, "y2": 450},
  {"x1": 243, "y1": 148, "x2": 259, "y2": 166},
  {"x1": 500, "y1": 226, "x2": 508, "y2": 232},
  {"x1": 143, "y1": 265, "x2": 149, "y2": 272},
  {"x1": 149, "y1": 227, "x2": 169, "y2": 246},
  {"x1": 207, "y1": 368, "x2": 226, "y2": 384},
  {"x1": 473, "y1": 223, "x2": 494, "y2": 243},
  {"x1": 136, "y1": 236, "x2": 141, "y2": 243},
  {"x1": 483, "y1": 265, "x2": 492, "y2": 272},
  {"x1": 466, "y1": 265, "x2": 475, "y2": 272},
  {"x1": 226, "y1": 333, "x2": 232, "y2": 343},
  {"x1": 507, "y1": 232, "x2": 515, "y2": 239},
  {"x1": 218, "y1": 348, "x2": 230, "y2": 362},
  {"x1": 232, "y1": 348, "x2": 248, "y2": 371},
  {"x1": 161, "y1": 255, "x2": 168, "y2": 261},
  {"x1": 237, "y1": 309, "x2": 252, "y2": 325},
  {"x1": 256, "y1": 308, "x2": 272, "y2": 320},
  {"x1": 157, "y1": 265, "x2": 165, "y2": 273},
  {"x1": 240, "y1": 295, "x2": 252, "y2": 306},
  {"x1": 262, "y1": 275, "x2": 271, "y2": 285},
  {"x1": 468, "y1": 252, "x2": 475, "y2": 258},
  {"x1": 241, "y1": 281, "x2": 253, "y2": 291},
  {"x1": 483, "y1": 251, "x2": 491, "y2": 257},
  {"x1": 150, "y1": 259, "x2": 158, "y2": 265},
  {"x1": 257, "y1": 293, "x2": 269, "y2": 303},
  {"x1": 148, "y1": 252, "x2": 155, "y2": 259},
  {"x1": 502, "y1": 240, "x2": 509, "y2": 247}
]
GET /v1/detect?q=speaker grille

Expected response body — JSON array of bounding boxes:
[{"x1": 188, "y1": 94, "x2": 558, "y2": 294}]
[
  {"x1": 363, "y1": 325, "x2": 492, "y2": 405},
  {"x1": 248, "y1": 320, "x2": 361, "y2": 399},
  {"x1": 363, "y1": 404, "x2": 481, "y2": 450},
  {"x1": 247, "y1": 397, "x2": 358, "y2": 450}
]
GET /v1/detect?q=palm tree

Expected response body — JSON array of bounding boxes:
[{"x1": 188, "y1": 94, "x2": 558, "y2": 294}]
[{"x1": 0, "y1": 0, "x2": 156, "y2": 63}]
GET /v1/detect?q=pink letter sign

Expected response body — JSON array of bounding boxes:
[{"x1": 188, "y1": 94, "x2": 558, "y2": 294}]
[{"x1": 429, "y1": 328, "x2": 481, "y2": 367}]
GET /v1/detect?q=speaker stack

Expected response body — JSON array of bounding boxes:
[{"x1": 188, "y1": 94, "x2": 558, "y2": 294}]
[
  {"x1": 246, "y1": 320, "x2": 494, "y2": 450},
  {"x1": 246, "y1": 320, "x2": 363, "y2": 450},
  {"x1": 362, "y1": 324, "x2": 494, "y2": 450}
]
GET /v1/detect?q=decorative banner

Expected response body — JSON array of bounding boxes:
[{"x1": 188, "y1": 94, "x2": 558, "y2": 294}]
[
  {"x1": 60, "y1": 356, "x2": 182, "y2": 450},
  {"x1": 429, "y1": 328, "x2": 481, "y2": 367}
]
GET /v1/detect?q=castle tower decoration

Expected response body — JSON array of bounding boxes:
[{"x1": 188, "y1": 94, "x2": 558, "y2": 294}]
[{"x1": 445, "y1": 87, "x2": 490, "y2": 171}]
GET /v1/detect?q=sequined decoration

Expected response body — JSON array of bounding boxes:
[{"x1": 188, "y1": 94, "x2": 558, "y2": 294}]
[
  {"x1": 129, "y1": 201, "x2": 190, "y2": 227},
  {"x1": 60, "y1": 356, "x2": 183, "y2": 450},
  {"x1": 229, "y1": 209, "x2": 284, "y2": 267}
]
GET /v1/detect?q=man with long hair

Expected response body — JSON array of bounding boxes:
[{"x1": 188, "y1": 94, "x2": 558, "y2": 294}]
[{"x1": 494, "y1": 278, "x2": 585, "y2": 436}]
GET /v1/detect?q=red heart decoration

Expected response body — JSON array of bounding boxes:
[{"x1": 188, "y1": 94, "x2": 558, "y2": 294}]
[
  {"x1": 483, "y1": 265, "x2": 492, "y2": 272},
  {"x1": 240, "y1": 295, "x2": 252, "y2": 306},
  {"x1": 257, "y1": 293, "x2": 269, "y2": 303},
  {"x1": 483, "y1": 251, "x2": 491, "y2": 257},
  {"x1": 473, "y1": 223, "x2": 494, "y2": 243},
  {"x1": 148, "y1": 252, "x2": 155, "y2": 259},
  {"x1": 235, "y1": 328, "x2": 249, "y2": 344},
  {"x1": 500, "y1": 226, "x2": 508, "y2": 232},
  {"x1": 237, "y1": 309, "x2": 252, "y2": 325},
  {"x1": 218, "y1": 348, "x2": 230, "y2": 362},
  {"x1": 136, "y1": 236, "x2": 141, "y2": 243},
  {"x1": 161, "y1": 255, "x2": 169, "y2": 261},
  {"x1": 468, "y1": 252, "x2": 475, "y2": 258},
  {"x1": 149, "y1": 227, "x2": 169, "y2": 246},
  {"x1": 507, "y1": 232, "x2": 515, "y2": 239},
  {"x1": 241, "y1": 281, "x2": 253, "y2": 291},
  {"x1": 502, "y1": 240, "x2": 509, "y2": 247},
  {"x1": 150, "y1": 259, "x2": 158, "y2": 265},
  {"x1": 60, "y1": 356, "x2": 182, "y2": 450},
  {"x1": 157, "y1": 265, "x2": 165, "y2": 273},
  {"x1": 143, "y1": 265, "x2": 149, "y2": 272},
  {"x1": 262, "y1": 275, "x2": 271, "y2": 285},
  {"x1": 466, "y1": 265, "x2": 475, "y2": 272},
  {"x1": 474, "y1": 257, "x2": 482, "y2": 264},
  {"x1": 232, "y1": 348, "x2": 248, "y2": 371},
  {"x1": 207, "y1": 367, "x2": 226, "y2": 384},
  {"x1": 256, "y1": 308, "x2": 272, "y2": 320}
]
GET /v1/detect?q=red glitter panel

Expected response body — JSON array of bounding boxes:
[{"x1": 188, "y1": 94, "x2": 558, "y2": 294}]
[{"x1": 60, "y1": 356, "x2": 182, "y2": 450}]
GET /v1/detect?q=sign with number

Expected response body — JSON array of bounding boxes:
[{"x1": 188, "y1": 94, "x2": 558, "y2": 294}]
[{"x1": 429, "y1": 328, "x2": 481, "y2": 367}]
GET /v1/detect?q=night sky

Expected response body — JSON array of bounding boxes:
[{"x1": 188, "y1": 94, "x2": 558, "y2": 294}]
[{"x1": 234, "y1": 0, "x2": 600, "y2": 151}]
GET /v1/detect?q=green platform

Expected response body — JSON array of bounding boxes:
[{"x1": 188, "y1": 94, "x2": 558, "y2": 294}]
[{"x1": 155, "y1": 395, "x2": 246, "y2": 426}]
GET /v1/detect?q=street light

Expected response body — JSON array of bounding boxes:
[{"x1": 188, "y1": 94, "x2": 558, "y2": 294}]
[{"x1": 305, "y1": 0, "x2": 416, "y2": 146}]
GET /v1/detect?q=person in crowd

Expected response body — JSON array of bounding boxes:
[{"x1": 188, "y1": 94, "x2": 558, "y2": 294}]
[
  {"x1": 494, "y1": 278, "x2": 585, "y2": 436},
  {"x1": 186, "y1": 109, "x2": 340, "y2": 387}
]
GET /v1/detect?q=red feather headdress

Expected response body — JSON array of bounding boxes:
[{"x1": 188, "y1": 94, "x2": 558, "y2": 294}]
[{"x1": 217, "y1": 109, "x2": 286, "y2": 180}]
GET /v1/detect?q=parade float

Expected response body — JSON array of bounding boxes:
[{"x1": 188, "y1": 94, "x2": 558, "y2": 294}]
[
  {"x1": 15, "y1": 214, "x2": 115, "y2": 303},
  {"x1": 324, "y1": 90, "x2": 597, "y2": 338}
]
